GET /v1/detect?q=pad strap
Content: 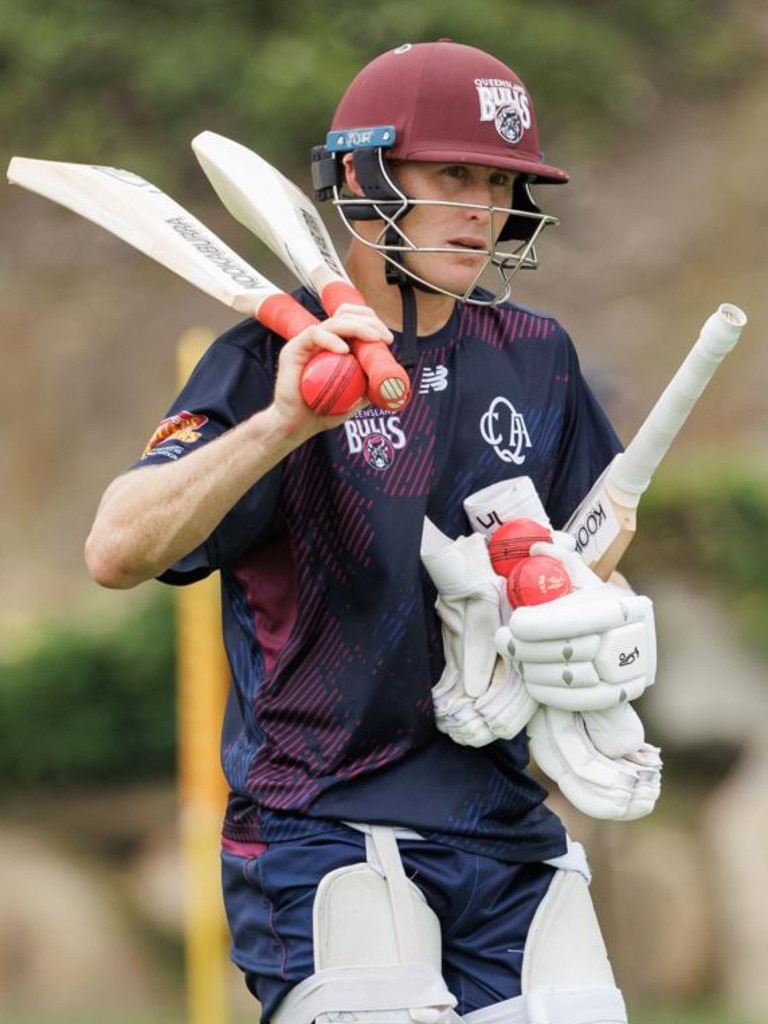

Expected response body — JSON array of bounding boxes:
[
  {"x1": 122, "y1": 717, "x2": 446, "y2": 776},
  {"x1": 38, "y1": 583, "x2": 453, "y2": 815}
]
[
  {"x1": 272, "y1": 964, "x2": 461, "y2": 1024},
  {"x1": 464, "y1": 987, "x2": 627, "y2": 1024},
  {"x1": 366, "y1": 825, "x2": 422, "y2": 963}
]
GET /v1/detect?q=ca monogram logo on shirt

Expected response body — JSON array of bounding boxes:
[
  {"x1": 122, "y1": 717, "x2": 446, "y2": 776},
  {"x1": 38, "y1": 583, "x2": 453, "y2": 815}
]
[{"x1": 479, "y1": 397, "x2": 532, "y2": 465}]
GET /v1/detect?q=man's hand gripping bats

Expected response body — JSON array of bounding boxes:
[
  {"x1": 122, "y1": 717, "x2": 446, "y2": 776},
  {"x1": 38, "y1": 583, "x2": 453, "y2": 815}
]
[{"x1": 420, "y1": 479, "x2": 662, "y2": 821}]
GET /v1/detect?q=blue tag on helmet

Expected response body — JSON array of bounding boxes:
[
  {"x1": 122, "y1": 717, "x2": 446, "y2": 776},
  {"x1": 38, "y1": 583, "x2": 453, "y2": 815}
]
[{"x1": 325, "y1": 126, "x2": 396, "y2": 152}]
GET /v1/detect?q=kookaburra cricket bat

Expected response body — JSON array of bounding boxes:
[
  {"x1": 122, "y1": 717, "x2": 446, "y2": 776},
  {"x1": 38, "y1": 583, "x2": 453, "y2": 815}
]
[
  {"x1": 6, "y1": 156, "x2": 320, "y2": 340},
  {"x1": 190, "y1": 130, "x2": 411, "y2": 411},
  {"x1": 566, "y1": 302, "x2": 748, "y2": 578},
  {"x1": 5, "y1": 155, "x2": 374, "y2": 415}
]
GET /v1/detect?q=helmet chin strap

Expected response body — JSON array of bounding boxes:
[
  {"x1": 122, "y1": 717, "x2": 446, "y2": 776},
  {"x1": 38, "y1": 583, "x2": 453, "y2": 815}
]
[{"x1": 383, "y1": 226, "x2": 430, "y2": 369}]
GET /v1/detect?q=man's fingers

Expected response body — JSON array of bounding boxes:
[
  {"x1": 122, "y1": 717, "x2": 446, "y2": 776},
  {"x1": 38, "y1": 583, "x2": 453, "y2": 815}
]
[
  {"x1": 322, "y1": 306, "x2": 394, "y2": 343},
  {"x1": 509, "y1": 590, "x2": 652, "y2": 642}
]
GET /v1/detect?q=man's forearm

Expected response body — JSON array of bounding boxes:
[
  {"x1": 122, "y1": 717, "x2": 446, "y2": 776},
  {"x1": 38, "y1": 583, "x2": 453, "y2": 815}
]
[{"x1": 84, "y1": 405, "x2": 300, "y2": 589}]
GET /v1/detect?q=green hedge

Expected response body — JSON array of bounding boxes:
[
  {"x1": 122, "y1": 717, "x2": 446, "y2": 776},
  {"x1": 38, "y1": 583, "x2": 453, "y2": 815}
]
[
  {"x1": 1, "y1": 1, "x2": 760, "y2": 188},
  {"x1": 0, "y1": 589, "x2": 176, "y2": 789},
  {"x1": 623, "y1": 463, "x2": 768, "y2": 657}
]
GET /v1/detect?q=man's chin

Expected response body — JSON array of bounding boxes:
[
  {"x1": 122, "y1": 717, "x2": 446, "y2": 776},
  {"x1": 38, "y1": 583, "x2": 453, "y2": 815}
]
[{"x1": 404, "y1": 254, "x2": 485, "y2": 295}]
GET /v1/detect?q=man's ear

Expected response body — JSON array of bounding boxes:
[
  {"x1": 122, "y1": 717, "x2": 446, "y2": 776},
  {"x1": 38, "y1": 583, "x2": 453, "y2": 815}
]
[{"x1": 342, "y1": 153, "x2": 366, "y2": 197}]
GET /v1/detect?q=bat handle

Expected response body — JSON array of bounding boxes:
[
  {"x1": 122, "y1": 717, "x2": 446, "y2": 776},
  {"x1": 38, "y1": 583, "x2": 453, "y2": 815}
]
[
  {"x1": 610, "y1": 302, "x2": 748, "y2": 498},
  {"x1": 319, "y1": 281, "x2": 412, "y2": 412},
  {"x1": 258, "y1": 292, "x2": 321, "y2": 339},
  {"x1": 258, "y1": 293, "x2": 366, "y2": 415}
]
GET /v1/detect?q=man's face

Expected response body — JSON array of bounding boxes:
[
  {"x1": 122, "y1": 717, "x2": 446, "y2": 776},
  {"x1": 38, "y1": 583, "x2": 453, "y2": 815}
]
[{"x1": 389, "y1": 161, "x2": 517, "y2": 296}]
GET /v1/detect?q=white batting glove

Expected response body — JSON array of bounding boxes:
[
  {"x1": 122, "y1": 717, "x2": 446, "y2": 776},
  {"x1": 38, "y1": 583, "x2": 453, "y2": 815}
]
[
  {"x1": 421, "y1": 519, "x2": 537, "y2": 747},
  {"x1": 431, "y1": 656, "x2": 537, "y2": 746},
  {"x1": 421, "y1": 522, "x2": 502, "y2": 700},
  {"x1": 495, "y1": 542, "x2": 656, "y2": 712},
  {"x1": 582, "y1": 703, "x2": 646, "y2": 758},
  {"x1": 528, "y1": 707, "x2": 662, "y2": 821}
]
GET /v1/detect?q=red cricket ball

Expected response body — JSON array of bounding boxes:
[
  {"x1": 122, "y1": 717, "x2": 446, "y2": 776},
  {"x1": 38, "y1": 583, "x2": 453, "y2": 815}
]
[
  {"x1": 488, "y1": 517, "x2": 552, "y2": 577},
  {"x1": 506, "y1": 554, "x2": 572, "y2": 608},
  {"x1": 300, "y1": 351, "x2": 367, "y2": 415}
]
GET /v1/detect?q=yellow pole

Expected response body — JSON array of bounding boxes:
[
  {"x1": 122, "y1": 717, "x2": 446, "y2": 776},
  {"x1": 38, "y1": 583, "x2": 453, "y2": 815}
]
[{"x1": 176, "y1": 327, "x2": 231, "y2": 1024}]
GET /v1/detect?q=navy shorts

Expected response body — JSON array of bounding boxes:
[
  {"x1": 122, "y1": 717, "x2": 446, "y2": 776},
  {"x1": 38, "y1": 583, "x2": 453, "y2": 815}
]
[{"x1": 221, "y1": 826, "x2": 556, "y2": 1021}]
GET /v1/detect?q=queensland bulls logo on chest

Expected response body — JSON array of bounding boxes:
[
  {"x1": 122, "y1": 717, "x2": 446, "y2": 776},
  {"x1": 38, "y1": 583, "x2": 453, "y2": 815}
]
[
  {"x1": 343, "y1": 409, "x2": 407, "y2": 471},
  {"x1": 362, "y1": 434, "x2": 395, "y2": 470}
]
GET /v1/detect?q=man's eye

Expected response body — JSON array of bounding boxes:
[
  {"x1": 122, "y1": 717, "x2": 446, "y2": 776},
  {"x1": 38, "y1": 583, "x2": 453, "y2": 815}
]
[{"x1": 490, "y1": 173, "x2": 512, "y2": 188}]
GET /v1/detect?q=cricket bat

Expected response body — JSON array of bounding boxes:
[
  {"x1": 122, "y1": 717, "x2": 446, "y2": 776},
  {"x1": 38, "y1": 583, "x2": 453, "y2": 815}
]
[
  {"x1": 566, "y1": 302, "x2": 748, "y2": 578},
  {"x1": 6, "y1": 156, "x2": 373, "y2": 414},
  {"x1": 6, "y1": 157, "x2": 321, "y2": 340},
  {"x1": 191, "y1": 130, "x2": 411, "y2": 411}
]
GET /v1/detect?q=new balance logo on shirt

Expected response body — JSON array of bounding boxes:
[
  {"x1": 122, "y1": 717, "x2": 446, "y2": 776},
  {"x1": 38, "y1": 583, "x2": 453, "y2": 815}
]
[{"x1": 419, "y1": 365, "x2": 449, "y2": 393}]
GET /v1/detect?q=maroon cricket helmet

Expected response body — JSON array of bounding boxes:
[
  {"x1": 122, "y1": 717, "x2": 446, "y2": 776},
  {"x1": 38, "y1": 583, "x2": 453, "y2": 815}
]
[
  {"x1": 311, "y1": 40, "x2": 566, "y2": 304},
  {"x1": 330, "y1": 40, "x2": 568, "y2": 184}
]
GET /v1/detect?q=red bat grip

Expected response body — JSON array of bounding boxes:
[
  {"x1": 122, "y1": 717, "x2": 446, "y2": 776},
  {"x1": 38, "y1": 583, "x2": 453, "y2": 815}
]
[
  {"x1": 320, "y1": 279, "x2": 368, "y2": 310},
  {"x1": 257, "y1": 292, "x2": 365, "y2": 417},
  {"x1": 320, "y1": 281, "x2": 411, "y2": 412},
  {"x1": 257, "y1": 292, "x2": 320, "y2": 339}
]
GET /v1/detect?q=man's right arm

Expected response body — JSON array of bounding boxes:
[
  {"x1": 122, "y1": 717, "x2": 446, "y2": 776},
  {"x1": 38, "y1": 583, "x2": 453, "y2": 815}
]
[
  {"x1": 85, "y1": 309, "x2": 390, "y2": 589},
  {"x1": 85, "y1": 406, "x2": 301, "y2": 589}
]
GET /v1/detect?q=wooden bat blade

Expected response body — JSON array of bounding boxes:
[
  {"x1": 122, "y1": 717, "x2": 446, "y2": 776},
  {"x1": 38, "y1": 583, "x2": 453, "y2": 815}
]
[
  {"x1": 7, "y1": 156, "x2": 280, "y2": 318},
  {"x1": 8, "y1": 156, "x2": 371, "y2": 403},
  {"x1": 191, "y1": 132, "x2": 412, "y2": 412},
  {"x1": 191, "y1": 130, "x2": 349, "y2": 294}
]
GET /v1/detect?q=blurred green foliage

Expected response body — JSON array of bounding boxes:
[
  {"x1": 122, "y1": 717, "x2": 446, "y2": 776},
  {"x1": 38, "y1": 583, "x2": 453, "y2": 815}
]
[
  {"x1": 624, "y1": 464, "x2": 768, "y2": 657},
  {"x1": 0, "y1": 589, "x2": 176, "y2": 788},
  {"x1": 0, "y1": 0, "x2": 760, "y2": 188}
]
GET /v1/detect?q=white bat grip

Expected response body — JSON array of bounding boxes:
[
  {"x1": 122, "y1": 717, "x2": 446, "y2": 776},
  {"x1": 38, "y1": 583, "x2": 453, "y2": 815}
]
[{"x1": 609, "y1": 303, "x2": 748, "y2": 497}]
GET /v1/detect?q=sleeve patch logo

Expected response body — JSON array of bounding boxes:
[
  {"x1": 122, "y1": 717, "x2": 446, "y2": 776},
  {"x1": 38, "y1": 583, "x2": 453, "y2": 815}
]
[{"x1": 142, "y1": 411, "x2": 209, "y2": 457}]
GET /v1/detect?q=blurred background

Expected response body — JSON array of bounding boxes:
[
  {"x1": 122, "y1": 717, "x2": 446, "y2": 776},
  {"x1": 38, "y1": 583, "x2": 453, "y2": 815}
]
[{"x1": 1, "y1": 1, "x2": 767, "y2": 1022}]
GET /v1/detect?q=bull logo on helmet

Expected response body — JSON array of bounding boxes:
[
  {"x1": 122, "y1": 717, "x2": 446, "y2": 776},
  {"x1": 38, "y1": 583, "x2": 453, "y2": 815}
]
[
  {"x1": 475, "y1": 79, "x2": 532, "y2": 146},
  {"x1": 495, "y1": 105, "x2": 524, "y2": 144}
]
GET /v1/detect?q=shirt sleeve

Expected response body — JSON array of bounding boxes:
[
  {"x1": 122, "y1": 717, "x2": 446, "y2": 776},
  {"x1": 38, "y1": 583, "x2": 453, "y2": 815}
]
[{"x1": 133, "y1": 319, "x2": 284, "y2": 584}]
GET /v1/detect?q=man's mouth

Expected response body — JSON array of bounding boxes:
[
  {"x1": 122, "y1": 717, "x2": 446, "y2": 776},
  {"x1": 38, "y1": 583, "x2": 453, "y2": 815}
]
[{"x1": 447, "y1": 237, "x2": 485, "y2": 251}]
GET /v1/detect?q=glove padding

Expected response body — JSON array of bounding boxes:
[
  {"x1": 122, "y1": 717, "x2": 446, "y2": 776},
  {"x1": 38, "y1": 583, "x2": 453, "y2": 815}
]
[
  {"x1": 528, "y1": 706, "x2": 662, "y2": 820},
  {"x1": 496, "y1": 541, "x2": 656, "y2": 712},
  {"x1": 431, "y1": 655, "x2": 537, "y2": 746},
  {"x1": 582, "y1": 703, "x2": 646, "y2": 758},
  {"x1": 421, "y1": 519, "x2": 537, "y2": 746},
  {"x1": 421, "y1": 524, "x2": 501, "y2": 700}
]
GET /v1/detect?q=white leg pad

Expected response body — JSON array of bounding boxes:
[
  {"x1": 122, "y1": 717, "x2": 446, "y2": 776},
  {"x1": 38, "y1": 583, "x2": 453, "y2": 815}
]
[
  {"x1": 464, "y1": 869, "x2": 627, "y2": 1024},
  {"x1": 271, "y1": 826, "x2": 459, "y2": 1024}
]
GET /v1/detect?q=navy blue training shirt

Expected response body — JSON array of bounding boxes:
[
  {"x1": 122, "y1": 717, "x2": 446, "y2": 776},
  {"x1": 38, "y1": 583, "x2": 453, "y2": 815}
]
[{"x1": 137, "y1": 289, "x2": 622, "y2": 862}]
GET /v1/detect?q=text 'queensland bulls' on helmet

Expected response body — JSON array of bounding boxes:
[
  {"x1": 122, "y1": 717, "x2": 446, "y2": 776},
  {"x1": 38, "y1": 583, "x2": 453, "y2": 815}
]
[{"x1": 311, "y1": 39, "x2": 569, "y2": 305}]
